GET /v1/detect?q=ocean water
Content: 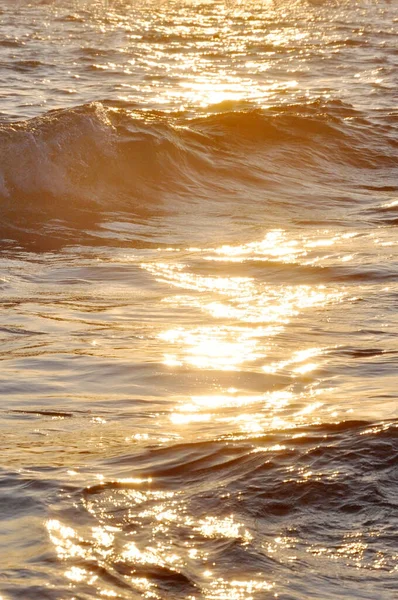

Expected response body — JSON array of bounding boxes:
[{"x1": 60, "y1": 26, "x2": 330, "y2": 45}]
[{"x1": 1, "y1": 0, "x2": 397, "y2": 598}]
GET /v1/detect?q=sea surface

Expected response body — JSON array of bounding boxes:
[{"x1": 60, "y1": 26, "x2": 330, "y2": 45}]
[{"x1": 0, "y1": 1, "x2": 397, "y2": 598}]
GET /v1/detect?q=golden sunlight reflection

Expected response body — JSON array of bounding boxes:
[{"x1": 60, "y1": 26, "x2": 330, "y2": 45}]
[
  {"x1": 46, "y1": 519, "x2": 120, "y2": 564},
  {"x1": 296, "y1": 401, "x2": 323, "y2": 417},
  {"x1": 263, "y1": 346, "x2": 325, "y2": 375},
  {"x1": 191, "y1": 229, "x2": 358, "y2": 266},
  {"x1": 196, "y1": 515, "x2": 252, "y2": 542},
  {"x1": 152, "y1": 53, "x2": 300, "y2": 109},
  {"x1": 139, "y1": 230, "x2": 349, "y2": 434},
  {"x1": 307, "y1": 532, "x2": 374, "y2": 568},
  {"x1": 293, "y1": 362, "x2": 319, "y2": 375},
  {"x1": 209, "y1": 230, "x2": 305, "y2": 262},
  {"x1": 170, "y1": 389, "x2": 294, "y2": 432},
  {"x1": 47, "y1": 490, "x2": 278, "y2": 599},
  {"x1": 46, "y1": 519, "x2": 86, "y2": 561},
  {"x1": 65, "y1": 566, "x2": 97, "y2": 586},
  {"x1": 142, "y1": 232, "x2": 346, "y2": 336},
  {"x1": 205, "y1": 577, "x2": 275, "y2": 599},
  {"x1": 121, "y1": 541, "x2": 181, "y2": 568},
  {"x1": 179, "y1": 79, "x2": 248, "y2": 108},
  {"x1": 160, "y1": 325, "x2": 264, "y2": 370},
  {"x1": 177, "y1": 389, "x2": 293, "y2": 413},
  {"x1": 264, "y1": 534, "x2": 299, "y2": 564},
  {"x1": 144, "y1": 240, "x2": 342, "y2": 375}
]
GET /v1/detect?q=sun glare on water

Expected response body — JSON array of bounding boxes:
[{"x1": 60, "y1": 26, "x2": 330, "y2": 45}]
[{"x1": 138, "y1": 229, "x2": 348, "y2": 435}]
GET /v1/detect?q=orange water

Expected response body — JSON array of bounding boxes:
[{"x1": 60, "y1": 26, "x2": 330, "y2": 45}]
[{"x1": 1, "y1": 2, "x2": 397, "y2": 599}]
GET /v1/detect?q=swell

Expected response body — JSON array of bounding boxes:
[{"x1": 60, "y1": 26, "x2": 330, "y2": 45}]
[
  {"x1": 0, "y1": 100, "x2": 396, "y2": 246},
  {"x1": 71, "y1": 420, "x2": 398, "y2": 597},
  {"x1": 97, "y1": 419, "x2": 398, "y2": 489},
  {"x1": 2, "y1": 420, "x2": 397, "y2": 599}
]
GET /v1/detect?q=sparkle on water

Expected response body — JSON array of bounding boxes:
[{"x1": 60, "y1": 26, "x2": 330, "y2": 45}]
[{"x1": 1, "y1": 1, "x2": 398, "y2": 599}]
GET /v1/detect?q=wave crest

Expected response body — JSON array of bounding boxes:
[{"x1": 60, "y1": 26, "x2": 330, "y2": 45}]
[{"x1": 0, "y1": 99, "x2": 396, "y2": 244}]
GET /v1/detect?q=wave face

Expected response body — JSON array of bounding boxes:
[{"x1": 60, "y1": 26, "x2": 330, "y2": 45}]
[
  {"x1": 1, "y1": 99, "x2": 397, "y2": 245},
  {"x1": 2, "y1": 416, "x2": 398, "y2": 599}
]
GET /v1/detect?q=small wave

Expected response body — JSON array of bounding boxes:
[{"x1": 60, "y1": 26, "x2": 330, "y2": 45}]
[
  {"x1": 331, "y1": 346, "x2": 385, "y2": 359},
  {"x1": 0, "y1": 326, "x2": 45, "y2": 336},
  {"x1": 60, "y1": 419, "x2": 398, "y2": 598},
  {"x1": 56, "y1": 14, "x2": 85, "y2": 23},
  {"x1": 9, "y1": 409, "x2": 74, "y2": 418},
  {"x1": 0, "y1": 38, "x2": 24, "y2": 48},
  {"x1": 365, "y1": 200, "x2": 398, "y2": 227},
  {"x1": 326, "y1": 38, "x2": 367, "y2": 48},
  {"x1": 79, "y1": 47, "x2": 115, "y2": 59},
  {"x1": 377, "y1": 217, "x2": 398, "y2": 226},
  {"x1": 113, "y1": 561, "x2": 196, "y2": 590},
  {"x1": 11, "y1": 60, "x2": 46, "y2": 72},
  {"x1": 362, "y1": 185, "x2": 398, "y2": 193}
]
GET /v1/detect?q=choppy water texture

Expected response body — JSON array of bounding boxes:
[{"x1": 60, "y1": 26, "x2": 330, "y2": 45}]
[{"x1": 1, "y1": 1, "x2": 398, "y2": 599}]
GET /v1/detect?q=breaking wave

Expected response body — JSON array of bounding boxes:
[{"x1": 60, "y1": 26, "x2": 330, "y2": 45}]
[{"x1": 0, "y1": 99, "x2": 397, "y2": 245}]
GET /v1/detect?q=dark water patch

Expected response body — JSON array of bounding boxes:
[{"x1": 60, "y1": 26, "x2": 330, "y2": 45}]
[
  {"x1": 361, "y1": 184, "x2": 398, "y2": 192},
  {"x1": 9, "y1": 409, "x2": 75, "y2": 418},
  {"x1": 0, "y1": 467, "x2": 66, "y2": 519},
  {"x1": 12, "y1": 60, "x2": 48, "y2": 72},
  {"x1": 79, "y1": 46, "x2": 115, "y2": 58},
  {"x1": 380, "y1": 217, "x2": 398, "y2": 226},
  {"x1": 373, "y1": 204, "x2": 398, "y2": 214},
  {"x1": 139, "y1": 30, "x2": 209, "y2": 44},
  {"x1": 0, "y1": 480, "x2": 43, "y2": 518},
  {"x1": 0, "y1": 38, "x2": 25, "y2": 48},
  {"x1": 331, "y1": 346, "x2": 385, "y2": 359},
  {"x1": 0, "y1": 326, "x2": 45, "y2": 336},
  {"x1": 113, "y1": 560, "x2": 197, "y2": 592},
  {"x1": 57, "y1": 13, "x2": 85, "y2": 23},
  {"x1": 330, "y1": 264, "x2": 398, "y2": 283}
]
